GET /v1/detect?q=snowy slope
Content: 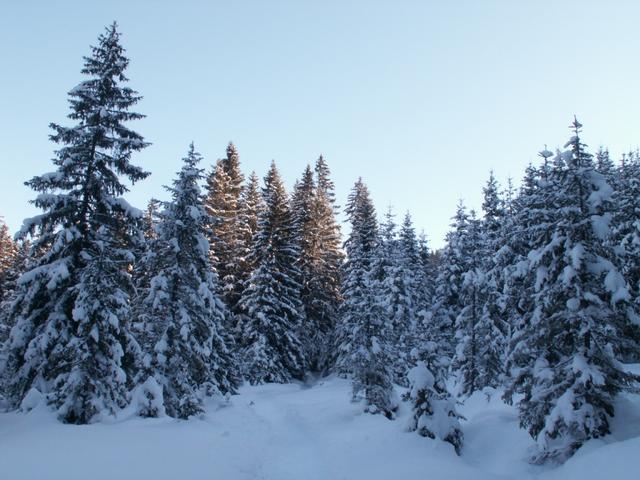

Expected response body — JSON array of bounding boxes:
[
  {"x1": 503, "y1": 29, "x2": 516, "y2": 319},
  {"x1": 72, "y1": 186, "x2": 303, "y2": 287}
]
[{"x1": 0, "y1": 376, "x2": 638, "y2": 480}]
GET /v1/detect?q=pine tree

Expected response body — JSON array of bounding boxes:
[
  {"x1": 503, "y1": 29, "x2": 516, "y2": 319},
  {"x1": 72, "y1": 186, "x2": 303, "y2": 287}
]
[
  {"x1": 234, "y1": 171, "x2": 264, "y2": 316},
  {"x1": 238, "y1": 162, "x2": 306, "y2": 384},
  {"x1": 416, "y1": 231, "x2": 435, "y2": 309},
  {"x1": 397, "y1": 213, "x2": 425, "y2": 362},
  {"x1": 0, "y1": 221, "x2": 22, "y2": 352},
  {"x1": 315, "y1": 155, "x2": 337, "y2": 205},
  {"x1": 611, "y1": 151, "x2": 640, "y2": 357},
  {"x1": 503, "y1": 176, "x2": 517, "y2": 217},
  {"x1": 503, "y1": 154, "x2": 558, "y2": 403},
  {"x1": 2, "y1": 23, "x2": 149, "y2": 423},
  {"x1": 291, "y1": 160, "x2": 343, "y2": 371},
  {"x1": 478, "y1": 172, "x2": 509, "y2": 385},
  {"x1": 141, "y1": 198, "x2": 161, "y2": 240},
  {"x1": 0, "y1": 218, "x2": 18, "y2": 304},
  {"x1": 508, "y1": 119, "x2": 639, "y2": 463},
  {"x1": 0, "y1": 249, "x2": 29, "y2": 401},
  {"x1": 452, "y1": 210, "x2": 485, "y2": 396},
  {"x1": 239, "y1": 172, "x2": 263, "y2": 244},
  {"x1": 131, "y1": 198, "x2": 161, "y2": 308},
  {"x1": 335, "y1": 179, "x2": 397, "y2": 418},
  {"x1": 430, "y1": 202, "x2": 469, "y2": 357},
  {"x1": 135, "y1": 145, "x2": 237, "y2": 419},
  {"x1": 482, "y1": 171, "x2": 504, "y2": 237},
  {"x1": 311, "y1": 156, "x2": 343, "y2": 371},
  {"x1": 595, "y1": 147, "x2": 616, "y2": 185},
  {"x1": 291, "y1": 165, "x2": 318, "y2": 365},
  {"x1": 370, "y1": 209, "x2": 421, "y2": 385},
  {"x1": 204, "y1": 143, "x2": 245, "y2": 312}
]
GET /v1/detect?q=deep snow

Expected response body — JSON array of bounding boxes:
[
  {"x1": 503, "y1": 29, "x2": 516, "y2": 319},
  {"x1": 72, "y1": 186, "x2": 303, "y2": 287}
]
[{"x1": 0, "y1": 375, "x2": 638, "y2": 480}]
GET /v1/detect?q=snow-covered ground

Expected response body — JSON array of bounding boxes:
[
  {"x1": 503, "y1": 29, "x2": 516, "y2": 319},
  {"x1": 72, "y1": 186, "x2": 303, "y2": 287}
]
[{"x1": 1, "y1": 375, "x2": 638, "y2": 480}]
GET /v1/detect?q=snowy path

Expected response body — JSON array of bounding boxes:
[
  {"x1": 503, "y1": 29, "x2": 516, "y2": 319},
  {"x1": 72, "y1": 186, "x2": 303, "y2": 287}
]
[{"x1": 1, "y1": 377, "x2": 639, "y2": 480}]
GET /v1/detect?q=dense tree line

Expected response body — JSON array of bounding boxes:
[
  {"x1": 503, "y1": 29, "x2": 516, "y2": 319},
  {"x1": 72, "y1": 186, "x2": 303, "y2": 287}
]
[{"x1": 0, "y1": 24, "x2": 639, "y2": 464}]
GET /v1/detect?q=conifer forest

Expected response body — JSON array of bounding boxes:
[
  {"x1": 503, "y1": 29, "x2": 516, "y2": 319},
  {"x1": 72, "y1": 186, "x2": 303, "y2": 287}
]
[{"x1": 1, "y1": 21, "x2": 639, "y2": 480}]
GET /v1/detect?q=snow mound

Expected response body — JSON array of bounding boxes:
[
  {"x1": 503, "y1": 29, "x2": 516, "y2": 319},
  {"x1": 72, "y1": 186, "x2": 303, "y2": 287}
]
[{"x1": 19, "y1": 388, "x2": 44, "y2": 412}]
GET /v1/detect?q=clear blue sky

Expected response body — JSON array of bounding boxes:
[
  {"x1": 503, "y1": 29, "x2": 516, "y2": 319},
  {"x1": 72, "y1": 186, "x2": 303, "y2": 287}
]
[{"x1": 1, "y1": 0, "x2": 639, "y2": 248}]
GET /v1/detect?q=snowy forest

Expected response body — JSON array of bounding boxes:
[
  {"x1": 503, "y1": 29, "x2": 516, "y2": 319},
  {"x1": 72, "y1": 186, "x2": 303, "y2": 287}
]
[{"x1": 1, "y1": 23, "x2": 639, "y2": 477}]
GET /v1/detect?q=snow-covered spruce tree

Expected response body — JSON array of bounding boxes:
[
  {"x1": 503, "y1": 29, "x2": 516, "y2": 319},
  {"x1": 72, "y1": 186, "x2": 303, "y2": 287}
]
[
  {"x1": 412, "y1": 230, "x2": 442, "y2": 356},
  {"x1": 333, "y1": 179, "x2": 379, "y2": 374},
  {"x1": 130, "y1": 197, "x2": 161, "y2": 306},
  {"x1": 311, "y1": 156, "x2": 344, "y2": 371},
  {"x1": 239, "y1": 172, "x2": 263, "y2": 245},
  {"x1": 334, "y1": 179, "x2": 397, "y2": 418},
  {"x1": 398, "y1": 213, "x2": 427, "y2": 362},
  {"x1": 416, "y1": 231, "x2": 436, "y2": 311},
  {"x1": 291, "y1": 159, "x2": 343, "y2": 372},
  {"x1": 443, "y1": 202, "x2": 503, "y2": 397},
  {"x1": 452, "y1": 211, "x2": 484, "y2": 395},
  {"x1": 134, "y1": 144, "x2": 237, "y2": 419},
  {"x1": 204, "y1": 143, "x2": 246, "y2": 313},
  {"x1": 502, "y1": 157, "x2": 558, "y2": 395},
  {"x1": 0, "y1": 218, "x2": 18, "y2": 304},
  {"x1": 481, "y1": 171, "x2": 504, "y2": 241},
  {"x1": 1, "y1": 23, "x2": 149, "y2": 423},
  {"x1": 406, "y1": 341, "x2": 464, "y2": 455},
  {"x1": 291, "y1": 165, "x2": 318, "y2": 364},
  {"x1": 470, "y1": 172, "x2": 509, "y2": 389},
  {"x1": 234, "y1": 171, "x2": 264, "y2": 311},
  {"x1": 0, "y1": 240, "x2": 31, "y2": 340},
  {"x1": 141, "y1": 198, "x2": 161, "y2": 241},
  {"x1": 503, "y1": 176, "x2": 517, "y2": 217},
  {"x1": 221, "y1": 171, "x2": 264, "y2": 343},
  {"x1": 611, "y1": 150, "x2": 640, "y2": 358},
  {"x1": 0, "y1": 221, "x2": 21, "y2": 370},
  {"x1": 369, "y1": 209, "x2": 421, "y2": 385},
  {"x1": 480, "y1": 171, "x2": 509, "y2": 339},
  {"x1": 430, "y1": 202, "x2": 469, "y2": 358},
  {"x1": 595, "y1": 147, "x2": 616, "y2": 186},
  {"x1": 510, "y1": 119, "x2": 639, "y2": 464},
  {"x1": 237, "y1": 161, "x2": 306, "y2": 384}
]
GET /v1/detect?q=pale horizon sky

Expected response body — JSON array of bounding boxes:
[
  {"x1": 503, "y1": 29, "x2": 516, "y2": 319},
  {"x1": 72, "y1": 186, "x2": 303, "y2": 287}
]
[{"x1": 1, "y1": 0, "x2": 640, "y2": 248}]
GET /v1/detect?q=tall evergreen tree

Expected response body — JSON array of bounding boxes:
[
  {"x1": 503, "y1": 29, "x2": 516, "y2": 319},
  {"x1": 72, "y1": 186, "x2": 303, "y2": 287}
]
[
  {"x1": 430, "y1": 202, "x2": 469, "y2": 356},
  {"x1": 370, "y1": 210, "x2": 421, "y2": 385},
  {"x1": 335, "y1": 179, "x2": 397, "y2": 417},
  {"x1": 0, "y1": 221, "x2": 23, "y2": 353},
  {"x1": 398, "y1": 213, "x2": 425, "y2": 356},
  {"x1": 507, "y1": 119, "x2": 639, "y2": 463},
  {"x1": 291, "y1": 165, "x2": 319, "y2": 366},
  {"x1": 413, "y1": 231, "x2": 440, "y2": 358},
  {"x1": 238, "y1": 162, "x2": 306, "y2": 384},
  {"x1": 312, "y1": 156, "x2": 344, "y2": 370},
  {"x1": 291, "y1": 160, "x2": 343, "y2": 371},
  {"x1": 131, "y1": 198, "x2": 161, "y2": 308},
  {"x1": 595, "y1": 147, "x2": 616, "y2": 185},
  {"x1": 416, "y1": 231, "x2": 435, "y2": 307},
  {"x1": 2, "y1": 23, "x2": 149, "y2": 423},
  {"x1": 478, "y1": 172, "x2": 509, "y2": 385},
  {"x1": 204, "y1": 143, "x2": 245, "y2": 312},
  {"x1": 234, "y1": 171, "x2": 264, "y2": 313},
  {"x1": 0, "y1": 218, "x2": 18, "y2": 304},
  {"x1": 503, "y1": 157, "x2": 556, "y2": 385},
  {"x1": 611, "y1": 150, "x2": 640, "y2": 355},
  {"x1": 315, "y1": 155, "x2": 337, "y2": 205},
  {"x1": 135, "y1": 145, "x2": 237, "y2": 419},
  {"x1": 239, "y1": 172, "x2": 262, "y2": 243},
  {"x1": 452, "y1": 211, "x2": 484, "y2": 396},
  {"x1": 141, "y1": 198, "x2": 161, "y2": 241}
]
